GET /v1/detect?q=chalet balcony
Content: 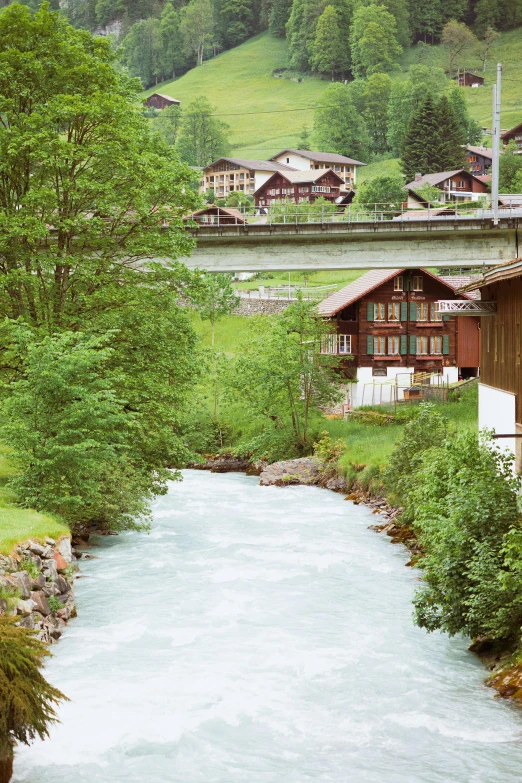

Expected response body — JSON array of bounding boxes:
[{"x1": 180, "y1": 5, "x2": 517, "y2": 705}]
[{"x1": 321, "y1": 335, "x2": 354, "y2": 356}]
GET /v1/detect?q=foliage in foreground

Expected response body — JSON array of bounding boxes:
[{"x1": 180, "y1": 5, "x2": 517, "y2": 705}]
[
  {"x1": 0, "y1": 616, "x2": 67, "y2": 783},
  {"x1": 386, "y1": 407, "x2": 522, "y2": 644}
]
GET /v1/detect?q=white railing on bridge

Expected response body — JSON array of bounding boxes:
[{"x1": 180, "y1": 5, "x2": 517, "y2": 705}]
[
  {"x1": 193, "y1": 202, "x2": 522, "y2": 227},
  {"x1": 238, "y1": 284, "x2": 338, "y2": 301}
]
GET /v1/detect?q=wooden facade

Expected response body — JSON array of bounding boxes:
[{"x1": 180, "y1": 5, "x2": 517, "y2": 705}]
[
  {"x1": 501, "y1": 122, "x2": 522, "y2": 152},
  {"x1": 254, "y1": 169, "x2": 344, "y2": 207},
  {"x1": 466, "y1": 146, "x2": 493, "y2": 176},
  {"x1": 453, "y1": 71, "x2": 484, "y2": 87},
  {"x1": 145, "y1": 93, "x2": 180, "y2": 111},
  {"x1": 188, "y1": 205, "x2": 246, "y2": 225},
  {"x1": 319, "y1": 268, "x2": 480, "y2": 378},
  {"x1": 404, "y1": 170, "x2": 489, "y2": 203}
]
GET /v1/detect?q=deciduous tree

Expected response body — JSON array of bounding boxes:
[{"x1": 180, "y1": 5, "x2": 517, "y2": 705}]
[
  {"x1": 196, "y1": 273, "x2": 239, "y2": 346},
  {"x1": 350, "y1": 4, "x2": 402, "y2": 77},
  {"x1": 313, "y1": 83, "x2": 369, "y2": 160},
  {"x1": 179, "y1": 0, "x2": 215, "y2": 66},
  {"x1": 311, "y1": 5, "x2": 346, "y2": 78},
  {"x1": 363, "y1": 72, "x2": 392, "y2": 154},
  {"x1": 441, "y1": 19, "x2": 477, "y2": 72},
  {"x1": 176, "y1": 97, "x2": 230, "y2": 165}
]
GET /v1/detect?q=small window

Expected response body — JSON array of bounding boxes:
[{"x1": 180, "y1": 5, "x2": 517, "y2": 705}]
[
  {"x1": 388, "y1": 302, "x2": 400, "y2": 321},
  {"x1": 459, "y1": 180, "x2": 466, "y2": 188},
  {"x1": 388, "y1": 336, "x2": 400, "y2": 355},
  {"x1": 374, "y1": 303, "x2": 386, "y2": 321},
  {"x1": 430, "y1": 302, "x2": 442, "y2": 322},
  {"x1": 416, "y1": 303, "x2": 428, "y2": 322},
  {"x1": 339, "y1": 335, "x2": 352, "y2": 354},
  {"x1": 374, "y1": 336, "x2": 386, "y2": 355},
  {"x1": 430, "y1": 336, "x2": 442, "y2": 355},
  {"x1": 416, "y1": 336, "x2": 428, "y2": 355},
  {"x1": 413, "y1": 275, "x2": 423, "y2": 291},
  {"x1": 286, "y1": 157, "x2": 290, "y2": 163},
  {"x1": 394, "y1": 276, "x2": 404, "y2": 291}
]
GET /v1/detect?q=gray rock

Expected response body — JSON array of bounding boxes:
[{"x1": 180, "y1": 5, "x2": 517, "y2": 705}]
[
  {"x1": 18, "y1": 614, "x2": 35, "y2": 629},
  {"x1": 42, "y1": 582, "x2": 58, "y2": 597},
  {"x1": 259, "y1": 457, "x2": 322, "y2": 487},
  {"x1": 41, "y1": 546, "x2": 54, "y2": 560},
  {"x1": 54, "y1": 575, "x2": 70, "y2": 594},
  {"x1": 13, "y1": 572, "x2": 31, "y2": 600},
  {"x1": 43, "y1": 560, "x2": 58, "y2": 580},
  {"x1": 15, "y1": 598, "x2": 37, "y2": 617},
  {"x1": 57, "y1": 538, "x2": 72, "y2": 564},
  {"x1": 28, "y1": 541, "x2": 46, "y2": 557},
  {"x1": 45, "y1": 537, "x2": 56, "y2": 546},
  {"x1": 30, "y1": 575, "x2": 46, "y2": 591},
  {"x1": 0, "y1": 598, "x2": 7, "y2": 614},
  {"x1": 31, "y1": 591, "x2": 51, "y2": 617}
]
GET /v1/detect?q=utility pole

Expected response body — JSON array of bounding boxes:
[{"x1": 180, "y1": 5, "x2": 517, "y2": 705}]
[{"x1": 491, "y1": 62, "x2": 502, "y2": 225}]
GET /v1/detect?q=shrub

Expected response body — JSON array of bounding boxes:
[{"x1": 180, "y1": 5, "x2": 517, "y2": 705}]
[
  {"x1": 313, "y1": 430, "x2": 346, "y2": 464},
  {"x1": 47, "y1": 596, "x2": 62, "y2": 614}
]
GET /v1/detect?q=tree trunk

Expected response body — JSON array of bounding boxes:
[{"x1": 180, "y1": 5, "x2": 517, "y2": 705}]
[{"x1": 0, "y1": 752, "x2": 14, "y2": 783}]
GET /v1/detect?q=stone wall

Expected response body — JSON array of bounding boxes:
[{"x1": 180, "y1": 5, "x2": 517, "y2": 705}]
[{"x1": 233, "y1": 298, "x2": 291, "y2": 316}]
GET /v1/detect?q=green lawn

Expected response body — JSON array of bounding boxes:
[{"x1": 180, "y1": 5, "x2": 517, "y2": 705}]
[
  {"x1": 147, "y1": 27, "x2": 522, "y2": 159},
  {"x1": 0, "y1": 444, "x2": 69, "y2": 555},
  {"x1": 232, "y1": 269, "x2": 365, "y2": 292}
]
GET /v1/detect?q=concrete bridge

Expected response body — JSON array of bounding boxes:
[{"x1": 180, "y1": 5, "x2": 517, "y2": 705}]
[{"x1": 181, "y1": 216, "x2": 521, "y2": 272}]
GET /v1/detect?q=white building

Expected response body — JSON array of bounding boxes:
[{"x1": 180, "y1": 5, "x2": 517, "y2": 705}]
[{"x1": 269, "y1": 150, "x2": 366, "y2": 189}]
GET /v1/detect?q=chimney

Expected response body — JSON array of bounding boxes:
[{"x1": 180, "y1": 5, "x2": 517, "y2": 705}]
[{"x1": 414, "y1": 173, "x2": 423, "y2": 182}]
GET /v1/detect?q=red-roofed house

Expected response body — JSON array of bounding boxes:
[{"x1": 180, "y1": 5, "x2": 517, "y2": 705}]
[
  {"x1": 318, "y1": 268, "x2": 481, "y2": 407},
  {"x1": 254, "y1": 169, "x2": 345, "y2": 206}
]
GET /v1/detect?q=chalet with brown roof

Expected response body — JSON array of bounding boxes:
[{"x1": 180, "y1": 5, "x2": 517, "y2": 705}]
[
  {"x1": 404, "y1": 170, "x2": 489, "y2": 203},
  {"x1": 254, "y1": 169, "x2": 345, "y2": 207},
  {"x1": 145, "y1": 93, "x2": 180, "y2": 111},
  {"x1": 318, "y1": 268, "x2": 481, "y2": 407},
  {"x1": 269, "y1": 150, "x2": 366, "y2": 188},
  {"x1": 501, "y1": 123, "x2": 522, "y2": 152},
  {"x1": 188, "y1": 205, "x2": 246, "y2": 225},
  {"x1": 466, "y1": 146, "x2": 493, "y2": 176},
  {"x1": 452, "y1": 71, "x2": 484, "y2": 87},
  {"x1": 200, "y1": 158, "x2": 296, "y2": 200}
]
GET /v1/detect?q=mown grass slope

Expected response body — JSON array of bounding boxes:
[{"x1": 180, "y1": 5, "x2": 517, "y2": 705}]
[
  {"x1": 145, "y1": 33, "x2": 328, "y2": 159},
  {"x1": 147, "y1": 27, "x2": 522, "y2": 158},
  {"x1": 0, "y1": 445, "x2": 69, "y2": 555}
]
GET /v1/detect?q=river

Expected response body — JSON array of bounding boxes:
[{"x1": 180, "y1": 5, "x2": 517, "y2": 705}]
[{"x1": 12, "y1": 470, "x2": 522, "y2": 782}]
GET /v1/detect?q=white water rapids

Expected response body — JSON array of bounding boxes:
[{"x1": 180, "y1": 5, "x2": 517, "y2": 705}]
[{"x1": 12, "y1": 470, "x2": 522, "y2": 782}]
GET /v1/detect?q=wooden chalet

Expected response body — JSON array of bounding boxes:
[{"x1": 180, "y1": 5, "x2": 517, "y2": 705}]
[
  {"x1": 452, "y1": 71, "x2": 484, "y2": 87},
  {"x1": 254, "y1": 169, "x2": 345, "y2": 207},
  {"x1": 145, "y1": 93, "x2": 180, "y2": 111},
  {"x1": 188, "y1": 205, "x2": 246, "y2": 225},
  {"x1": 269, "y1": 150, "x2": 366, "y2": 188},
  {"x1": 466, "y1": 146, "x2": 493, "y2": 176},
  {"x1": 200, "y1": 158, "x2": 296, "y2": 200},
  {"x1": 318, "y1": 268, "x2": 481, "y2": 408},
  {"x1": 404, "y1": 170, "x2": 490, "y2": 203},
  {"x1": 463, "y1": 259, "x2": 522, "y2": 470},
  {"x1": 501, "y1": 123, "x2": 522, "y2": 152}
]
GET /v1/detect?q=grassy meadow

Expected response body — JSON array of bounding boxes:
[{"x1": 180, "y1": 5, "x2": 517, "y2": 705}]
[
  {"x1": 0, "y1": 445, "x2": 69, "y2": 555},
  {"x1": 145, "y1": 28, "x2": 522, "y2": 159}
]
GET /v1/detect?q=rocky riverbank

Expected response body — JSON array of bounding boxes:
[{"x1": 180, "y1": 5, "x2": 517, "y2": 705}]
[{"x1": 0, "y1": 537, "x2": 78, "y2": 644}]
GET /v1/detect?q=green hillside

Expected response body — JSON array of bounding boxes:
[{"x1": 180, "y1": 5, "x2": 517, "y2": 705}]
[
  {"x1": 145, "y1": 33, "x2": 329, "y2": 159},
  {"x1": 146, "y1": 27, "x2": 522, "y2": 160}
]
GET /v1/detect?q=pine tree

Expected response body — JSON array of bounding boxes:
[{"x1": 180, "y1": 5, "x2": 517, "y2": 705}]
[
  {"x1": 0, "y1": 617, "x2": 67, "y2": 783},
  {"x1": 311, "y1": 5, "x2": 345, "y2": 78},
  {"x1": 380, "y1": 0, "x2": 411, "y2": 47},
  {"x1": 401, "y1": 93, "x2": 440, "y2": 181},
  {"x1": 363, "y1": 72, "x2": 392, "y2": 154},
  {"x1": 433, "y1": 94, "x2": 467, "y2": 172},
  {"x1": 287, "y1": 0, "x2": 323, "y2": 71}
]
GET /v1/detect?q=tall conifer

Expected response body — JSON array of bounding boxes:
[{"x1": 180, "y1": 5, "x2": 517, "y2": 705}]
[{"x1": 401, "y1": 94, "x2": 439, "y2": 181}]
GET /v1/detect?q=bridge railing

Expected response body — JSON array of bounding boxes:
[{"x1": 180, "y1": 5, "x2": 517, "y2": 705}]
[{"x1": 195, "y1": 202, "x2": 522, "y2": 227}]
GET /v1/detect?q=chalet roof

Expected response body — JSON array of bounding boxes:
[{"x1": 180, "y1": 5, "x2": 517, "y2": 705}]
[
  {"x1": 204, "y1": 158, "x2": 296, "y2": 173},
  {"x1": 466, "y1": 145, "x2": 493, "y2": 159},
  {"x1": 501, "y1": 123, "x2": 522, "y2": 140},
  {"x1": 149, "y1": 93, "x2": 180, "y2": 103},
  {"x1": 282, "y1": 169, "x2": 345, "y2": 184},
  {"x1": 270, "y1": 150, "x2": 366, "y2": 166},
  {"x1": 404, "y1": 170, "x2": 469, "y2": 189},
  {"x1": 466, "y1": 258, "x2": 522, "y2": 288},
  {"x1": 317, "y1": 268, "x2": 475, "y2": 317},
  {"x1": 190, "y1": 205, "x2": 245, "y2": 222},
  {"x1": 438, "y1": 275, "x2": 481, "y2": 300}
]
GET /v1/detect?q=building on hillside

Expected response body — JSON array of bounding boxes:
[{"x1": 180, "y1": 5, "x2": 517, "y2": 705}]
[
  {"x1": 501, "y1": 122, "x2": 522, "y2": 151},
  {"x1": 188, "y1": 205, "x2": 246, "y2": 225},
  {"x1": 465, "y1": 146, "x2": 493, "y2": 176},
  {"x1": 269, "y1": 150, "x2": 366, "y2": 188},
  {"x1": 318, "y1": 268, "x2": 481, "y2": 408},
  {"x1": 254, "y1": 169, "x2": 345, "y2": 207},
  {"x1": 145, "y1": 94, "x2": 180, "y2": 111},
  {"x1": 200, "y1": 158, "x2": 296, "y2": 199},
  {"x1": 461, "y1": 260, "x2": 522, "y2": 470},
  {"x1": 452, "y1": 71, "x2": 484, "y2": 87},
  {"x1": 404, "y1": 170, "x2": 490, "y2": 203}
]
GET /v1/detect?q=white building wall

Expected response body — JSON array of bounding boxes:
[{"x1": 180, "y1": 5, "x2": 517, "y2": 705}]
[
  {"x1": 272, "y1": 153, "x2": 312, "y2": 171},
  {"x1": 478, "y1": 383, "x2": 517, "y2": 459},
  {"x1": 350, "y1": 365, "x2": 459, "y2": 408}
]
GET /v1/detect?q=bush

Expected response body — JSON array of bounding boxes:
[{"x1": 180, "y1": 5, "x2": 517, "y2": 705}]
[
  {"x1": 358, "y1": 463, "x2": 382, "y2": 492},
  {"x1": 313, "y1": 430, "x2": 346, "y2": 464}
]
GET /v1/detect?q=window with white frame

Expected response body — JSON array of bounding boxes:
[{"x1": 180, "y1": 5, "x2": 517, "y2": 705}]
[
  {"x1": 416, "y1": 303, "x2": 428, "y2": 321},
  {"x1": 339, "y1": 335, "x2": 352, "y2": 354},
  {"x1": 413, "y1": 275, "x2": 424, "y2": 291},
  {"x1": 388, "y1": 302, "x2": 400, "y2": 321},
  {"x1": 320, "y1": 335, "x2": 337, "y2": 354},
  {"x1": 374, "y1": 336, "x2": 386, "y2": 355},
  {"x1": 374, "y1": 303, "x2": 386, "y2": 321},
  {"x1": 388, "y1": 336, "x2": 400, "y2": 355},
  {"x1": 430, "y1": 302, "x2": 442, "y2": 322},
  {"x1": 430, "y1": 336, "x2": 442, "y2": 354},
  {"x1": 416, "y1": 336, "x2": 428, "y2": 355},
  {"x1": 394, "y1": 275, "x2": 404, "y2": 291},
  {"x1": 312, "y1": 186, "x2": 331, "y2": 193}
]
